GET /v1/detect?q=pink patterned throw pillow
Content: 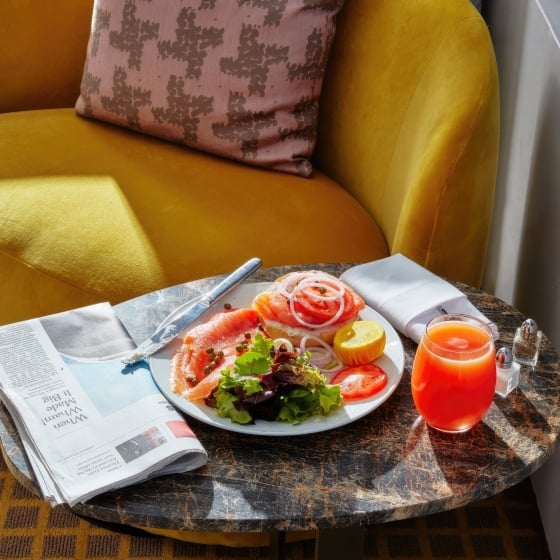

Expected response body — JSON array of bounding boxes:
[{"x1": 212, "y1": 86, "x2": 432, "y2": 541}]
[{"x1": 75, "y1": 0, "x2": 345, "y2": 177}]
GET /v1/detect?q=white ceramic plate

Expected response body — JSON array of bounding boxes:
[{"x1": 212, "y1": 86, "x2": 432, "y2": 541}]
[{"x1": 150, "y1": 282, "x2": 405, "y2": 436}]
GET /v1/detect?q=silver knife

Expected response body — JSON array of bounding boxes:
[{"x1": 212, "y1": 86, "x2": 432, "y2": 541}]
[{"x1": 121, "y1": 257, "x2": 262, "y2": 364}]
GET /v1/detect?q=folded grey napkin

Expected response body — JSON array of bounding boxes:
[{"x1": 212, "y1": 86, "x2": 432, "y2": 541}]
[{"x1": 340, "y1": 254, "x2": 499, "y2": 344}]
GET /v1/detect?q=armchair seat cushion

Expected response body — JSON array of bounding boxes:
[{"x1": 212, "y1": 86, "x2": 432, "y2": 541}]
[{"x1": 0, "y1": 108, "x2": 387, "y2": 324}]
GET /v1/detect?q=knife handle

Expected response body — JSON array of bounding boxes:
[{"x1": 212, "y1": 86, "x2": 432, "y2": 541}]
[{"x1": 205, "y1": 258, "x2": 262, "y2": 304}]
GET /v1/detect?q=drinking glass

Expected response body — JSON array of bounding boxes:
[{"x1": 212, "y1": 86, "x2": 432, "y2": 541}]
[{"x1": 411, "y1": 314, "x2": 496, "y2": 433}]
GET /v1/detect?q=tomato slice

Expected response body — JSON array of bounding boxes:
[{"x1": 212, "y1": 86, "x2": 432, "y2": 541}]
[
  {"x1": 331, "y1": 364, "x2": 388, "y2": 401},
  {"x1": 292, "y1": 284, "x2": 359, "y2": 324},
  {"x1": 293, "y1": 294, "x2": 340, "y2": 323}
]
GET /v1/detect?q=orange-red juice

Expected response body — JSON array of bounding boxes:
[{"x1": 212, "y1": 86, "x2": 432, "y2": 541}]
[{"x1": 411, "y1": 318, "x2": 496, "y2": 432}]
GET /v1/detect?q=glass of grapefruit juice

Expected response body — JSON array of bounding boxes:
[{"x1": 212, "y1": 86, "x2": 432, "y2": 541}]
[{"x1": 411, "y1": 314, "x2": 496, "y2": 433}]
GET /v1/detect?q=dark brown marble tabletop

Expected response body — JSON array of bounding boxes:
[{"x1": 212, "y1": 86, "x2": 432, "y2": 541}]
[{"x1": 1, "y1": 263, "x2": 559, "y2": 553}]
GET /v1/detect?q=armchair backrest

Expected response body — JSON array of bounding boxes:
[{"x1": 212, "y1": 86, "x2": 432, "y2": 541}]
[
  {"x1": 315, "y1": 0, "x2": 500, "y2": 286},
  {"x1": 0, "y1": 0, "x2": 93, "y2": 113}
]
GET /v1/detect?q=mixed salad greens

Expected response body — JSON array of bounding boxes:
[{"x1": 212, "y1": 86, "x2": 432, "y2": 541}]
[{"x1": 206, "y1": 333, "x2": 343, "y2": 424}]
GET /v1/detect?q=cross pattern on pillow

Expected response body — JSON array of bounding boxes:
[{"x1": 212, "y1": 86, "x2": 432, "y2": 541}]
[
  {"x1": 152, "y1": 76, "x2": 213, "y2": 143},
  {"x1": 157, "y1": 7, "x2": 224, "y2": 80},
  {"x1": 213, "y1": 91, "x2": 277, "y2": 158},
  {"x1": 110, "y1": 2, "x2": 160, "y2": 70},
  {"x1": 102, "y1": 66, "x2": 152, "y2": 131},
  {"x1": 221, "y1": 24, "x2": 289, "y2": 96}
]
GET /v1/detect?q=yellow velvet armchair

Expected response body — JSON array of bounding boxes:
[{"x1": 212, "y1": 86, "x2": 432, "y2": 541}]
[{"x1": 0, "y1": 0, "x2": 499, "y2": 326}]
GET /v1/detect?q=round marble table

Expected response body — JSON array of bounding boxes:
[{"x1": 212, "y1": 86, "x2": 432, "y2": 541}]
[{"x1": 1, "y1": 263, "x2": 559, "y2": 559}]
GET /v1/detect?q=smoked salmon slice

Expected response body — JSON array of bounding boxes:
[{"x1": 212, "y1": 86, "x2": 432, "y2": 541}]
[{"x1": 170, "y1": 307, "x2": 262, "y2": 403}]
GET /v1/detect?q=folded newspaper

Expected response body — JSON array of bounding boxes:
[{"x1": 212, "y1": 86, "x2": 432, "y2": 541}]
[{"x1": 0, "y1": 302, "x2": 207, "y2": 506}]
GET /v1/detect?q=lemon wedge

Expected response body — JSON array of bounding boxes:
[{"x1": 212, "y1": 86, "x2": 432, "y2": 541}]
[{"x1": 333, "y1": 320, "x2": 386, "y2": 365}]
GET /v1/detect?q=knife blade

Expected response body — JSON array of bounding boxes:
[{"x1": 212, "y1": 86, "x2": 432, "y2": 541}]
[{"x1": 121, "y1": 257, "x2": 262, "y2": 364}]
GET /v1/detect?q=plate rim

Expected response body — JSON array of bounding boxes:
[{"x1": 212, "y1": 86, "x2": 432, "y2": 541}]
[{"x1": 149, "y1": 282, "x2": 405, "y2": 436}]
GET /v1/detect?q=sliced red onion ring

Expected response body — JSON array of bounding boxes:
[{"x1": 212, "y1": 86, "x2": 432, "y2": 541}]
[
  {"x1": 273, "y1": 338, "x2": 294, "y2": 353},
  {"x1": 288, "y1": 293, "x2": 345, "y2": 328},
  {"x1": 300, "y1": 335, "x2": 344, "y2": 376},
  {"x1": 275, "y1": 272, "x2": 349, "y2": 329},
  {"x1": 296, "y1": 278, "x2": 344, "y2": 301},
  {"x1": 277, "y1": 272, "x2": 345, "y2": 298}
]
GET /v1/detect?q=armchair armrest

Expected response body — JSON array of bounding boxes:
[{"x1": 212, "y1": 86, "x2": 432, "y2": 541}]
[{"x1": 316, "y1": 0, "x2": 499, "y2": 287}]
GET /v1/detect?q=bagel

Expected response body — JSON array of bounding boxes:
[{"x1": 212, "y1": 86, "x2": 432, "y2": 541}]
[{"x1": 252, "y1": 270, "x2": 365, "y2": 345}]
